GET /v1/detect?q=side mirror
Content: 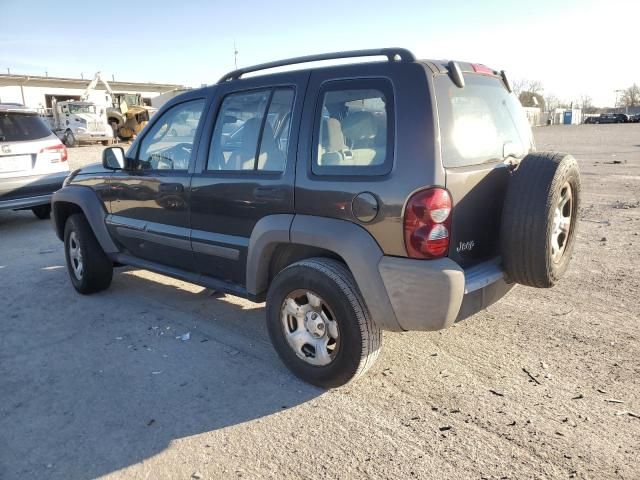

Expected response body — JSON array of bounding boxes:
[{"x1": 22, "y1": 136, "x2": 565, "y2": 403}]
[{"x1": 102, "y1": 146, "x2": 126, "y2": 170}]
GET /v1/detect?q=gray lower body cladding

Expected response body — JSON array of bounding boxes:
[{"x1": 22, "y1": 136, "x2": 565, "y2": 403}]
[
  {"x1": 378, "y1": 256, "x2": 513, "y2": 331},
  {"x1": 51, "y1": 186, "x2": 119, "y2": 253}
]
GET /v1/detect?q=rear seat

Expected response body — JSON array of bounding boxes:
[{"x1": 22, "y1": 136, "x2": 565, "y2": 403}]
[{"x1": 319, "y1": 112, "x2": 385, "y2": 166}]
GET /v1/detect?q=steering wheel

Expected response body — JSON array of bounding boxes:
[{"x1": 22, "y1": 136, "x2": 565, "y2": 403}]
[{"x1": 155, "y1": 142, "x2": 192, "y2": 170}]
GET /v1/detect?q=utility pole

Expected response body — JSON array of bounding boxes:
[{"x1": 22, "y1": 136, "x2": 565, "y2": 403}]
[
  {"x1": 234, "y1": 41, "x2": 238, "y2": 70},
  {"x1": 614, "y1": 89, "x2": 624, "y2": 110}
]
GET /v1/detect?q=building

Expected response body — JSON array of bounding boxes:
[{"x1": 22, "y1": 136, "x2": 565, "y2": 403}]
[
  {"x1": 522, "y1": 106, "x2": 543, "y2": 126},
  {"x1": 0, "y1": 73, "x2": 184, "y2": 111}
]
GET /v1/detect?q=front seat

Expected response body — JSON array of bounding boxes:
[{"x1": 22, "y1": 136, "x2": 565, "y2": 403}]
[
  {"x1": 228, "y1": 117, "x2": 262, "y2": 170},
  {"x1": 247, "y1": 121, "x2": 285, "y2": 171}
]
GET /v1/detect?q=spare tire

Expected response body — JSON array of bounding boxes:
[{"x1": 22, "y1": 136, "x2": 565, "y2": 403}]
[{"x1": 500, "y1": 152, "x2": 580, "y2": 288}]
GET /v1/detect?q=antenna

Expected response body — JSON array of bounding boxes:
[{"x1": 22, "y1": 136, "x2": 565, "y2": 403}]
[{"x1": 234, "y1": 41, "x2": 238, "y2": 70}]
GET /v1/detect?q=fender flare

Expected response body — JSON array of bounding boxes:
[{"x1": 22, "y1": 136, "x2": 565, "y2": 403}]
[
  {"x1": 52, "y1": 185, "x2": 119, "y2": 254},
  {"x1": 246, "y1": 214, "x2": 402, "y2": 331}
]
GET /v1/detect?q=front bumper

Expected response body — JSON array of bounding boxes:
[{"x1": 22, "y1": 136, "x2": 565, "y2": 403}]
[
  {"x1": 378, "y1": 256, "x2": 514, "y2": 331},
  {"x1": 75, "y1": 132, "x2": 112, "y2": 142},
  {"x1": 0, "y1": 172, "x2": 68, "y2": 211}
]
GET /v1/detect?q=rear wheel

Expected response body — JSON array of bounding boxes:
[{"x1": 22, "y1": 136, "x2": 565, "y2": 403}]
[
  {"x1": 31, "y1": 204, "x2": 51, "y2": 220},
  {"x1": 501, "y1": 152, "x2": 581, "y2": 287},
  {"x1": 266, "y1": 258, "x2": 381, "y2": 388},
  {"x1": 64, "y1": 213, "x2": 113, "y2": 294}
]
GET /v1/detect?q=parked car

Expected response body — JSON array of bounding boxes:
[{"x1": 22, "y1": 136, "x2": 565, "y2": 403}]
[
  {"x1": 1, "y1": 104, "x2": 69, "y2": 219},
  {"x1": 586, "y1": 113, "x2": 628, "y2": 124},
  {"x1": 51, "y1": 49, "x2": 581, "y2": 387}
]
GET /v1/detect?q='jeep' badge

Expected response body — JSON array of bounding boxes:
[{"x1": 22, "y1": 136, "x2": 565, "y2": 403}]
[
  {"x1": 457, "y1": 240, "x2": 475, "y2": 253},
  {"x1": 1, "y1": 145, "x2": 10, "y2": 153}
]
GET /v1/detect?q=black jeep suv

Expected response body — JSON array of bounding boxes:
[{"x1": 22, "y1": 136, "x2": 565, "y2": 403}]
[{"x1": 52, "y1": 49, "x2": 580, "y2": 387}]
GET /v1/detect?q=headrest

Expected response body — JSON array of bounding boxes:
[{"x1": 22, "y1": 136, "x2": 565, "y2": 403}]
[{"x1": 342, "y1": 111, "x2": 377, "y2": 145}]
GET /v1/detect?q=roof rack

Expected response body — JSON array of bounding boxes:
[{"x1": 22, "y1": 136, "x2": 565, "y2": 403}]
[{"x1": 218, "y1": 48, "x2": 416, "y2": 83}]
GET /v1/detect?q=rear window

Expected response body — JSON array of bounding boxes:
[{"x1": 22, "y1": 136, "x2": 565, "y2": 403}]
[
  {"x1": 0, "y1": 112, "x2": 52, "y2": 142},
  {"x1": 435, "y1": 74, "x2": 533, "y2": 168}
]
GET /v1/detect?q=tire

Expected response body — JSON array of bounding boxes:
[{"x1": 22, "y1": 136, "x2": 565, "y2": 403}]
[
  {"x1": 64, "y1": 213, "x2": 113, "y2": 294},
  {"x1": 101, "y1": 139, "x2": 111, "y2": 146},
  {"x1": 63, "y1": 130, "x2": 76, "y2": 148},
  {"x1": 266, "y1": 257, "x2": 382, "y2": 388},
  {"x1": 500, "y1": 152, "x2": 581, "y2": 288},
  {"x1": 31, "y1": 204, "x2": 51, "y2": 220}
]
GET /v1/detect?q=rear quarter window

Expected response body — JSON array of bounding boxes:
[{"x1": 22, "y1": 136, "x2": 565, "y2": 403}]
[
  {"x1": 312, "y1": 78, "x2": 394, "y2": 176},
  {"x1": 0, "y1": 112, "x2": 52, "y2": 142},
  {"x1": 435, "y1": 74, "x2": 533, "y2": 168}
]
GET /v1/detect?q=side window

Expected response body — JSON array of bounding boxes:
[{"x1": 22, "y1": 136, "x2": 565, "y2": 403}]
[
  {"x1": 136, "y1": 99, "x2": 205, "y2": 171},
  {"x1": 313, "y1": 80, "x2": 393, "y2": 176},
  {"x1": 207, "y1": 88, "x2": 294, "y2": 172}
]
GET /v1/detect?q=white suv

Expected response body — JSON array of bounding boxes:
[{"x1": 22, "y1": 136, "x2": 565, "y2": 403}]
[{"x1": 0, "y1": 104, "x2": 70, "y2": 219}]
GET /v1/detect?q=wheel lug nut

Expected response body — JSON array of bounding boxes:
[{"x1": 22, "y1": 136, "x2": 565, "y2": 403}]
[{"x1": 311, "y1": 313, "x2": 318, "y2": 319}]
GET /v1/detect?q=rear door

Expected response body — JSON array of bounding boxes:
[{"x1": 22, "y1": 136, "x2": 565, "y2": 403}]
[
  {"x1": 189, "y1": 71, "x2": 308, "y2": 285},
  {"x1": 107, "y1": 95, "x2": 208, "y2": 271},
  {"x1": 435, "y1": 72, "x2": 534, "y2": 267}
]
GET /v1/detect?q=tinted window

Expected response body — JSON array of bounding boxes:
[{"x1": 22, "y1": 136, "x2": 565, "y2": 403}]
[
  {"x1": 0, "y1": 112, "x2": 51, "y2": 142},
  {"x1": 207, "y1": 88, "x2": 293, "y2": 172},
  {"x1": 313, "y1": 80, "x2": 392, "y2": 176},
  {"x1": 435, "y1": 74, "x2": 533, "y2": 168},
  {"x1": 136, "y1": 99, "x2": 205, "y2": 170}
]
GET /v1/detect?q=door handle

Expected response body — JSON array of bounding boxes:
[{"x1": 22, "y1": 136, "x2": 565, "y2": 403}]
[
  {"x1": 159, "y1": 183, "x2": 184, "y2": 193},
  {"x1": 253, "y1": 186, "x2": 286, "y2": 200}
]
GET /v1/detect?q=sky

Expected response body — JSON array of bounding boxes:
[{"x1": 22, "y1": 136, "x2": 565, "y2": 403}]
[{"x1": 1, "y1": 0, "x2": 639, "y2": 107}]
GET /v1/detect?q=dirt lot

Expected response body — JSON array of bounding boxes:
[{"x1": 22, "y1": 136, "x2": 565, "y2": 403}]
[{"x1": 0, "y1": 125, "x2": 638, "y2": 479}]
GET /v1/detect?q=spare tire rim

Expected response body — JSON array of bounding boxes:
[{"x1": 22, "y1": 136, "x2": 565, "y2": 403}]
[
  {"x1": 280, "y1": 289, "x2": 340, "y2": 367},
  {"x1": 551, "y1": 182, "x2": 573, "y2": 263},
  {"x1": 68, "y1": 231, "x2": 84, "y2": 280}
]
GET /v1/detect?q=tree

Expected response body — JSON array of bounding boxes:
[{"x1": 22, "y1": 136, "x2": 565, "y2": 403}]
[
  {"x1": 579, "y1": 95, "x2": 596, "y2": 114},
  {"x1": 617, "y1": 84, "x2": 640, "y2": 107},
  {"x1": 545, "y1": 94, "x2": 560, "y2": 112},
  {"x1": 512, "y1": 79, "x2": 544, "y2": 98}
]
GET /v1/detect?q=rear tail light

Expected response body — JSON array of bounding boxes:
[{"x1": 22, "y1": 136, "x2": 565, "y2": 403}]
[
  {"x1": 40, "y1": 143, "x2": 68, "y2": 163},
  {"x1": 403, "y1": 188, "x2": 452, "y2": 259}
]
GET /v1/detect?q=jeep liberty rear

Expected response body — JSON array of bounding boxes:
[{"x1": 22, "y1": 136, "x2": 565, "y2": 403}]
[{"x1": 52, "y1": 49, "x2": 580, "y2": 388}]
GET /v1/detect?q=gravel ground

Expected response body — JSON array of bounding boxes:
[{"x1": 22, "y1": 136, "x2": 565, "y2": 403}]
[{"x1": 0, "y1": 125, "x2": 638, "y2": 479}]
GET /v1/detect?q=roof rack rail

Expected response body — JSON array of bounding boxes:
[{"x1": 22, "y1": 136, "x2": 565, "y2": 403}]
[{"x1": 218, "y1": 48, "x2": 416, "y2": 83}]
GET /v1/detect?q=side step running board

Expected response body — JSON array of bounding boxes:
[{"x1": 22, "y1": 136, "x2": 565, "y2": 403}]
[{"x1": 111, "y1": 253, "x2": 260, "y2": 302}]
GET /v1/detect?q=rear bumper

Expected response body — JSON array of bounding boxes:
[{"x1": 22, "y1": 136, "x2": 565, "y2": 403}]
[
  {"x1": 377, "y1": 256, "x2": 514, "y2": 331},
  {"x1": 0, "y1": 172, "x2": 68, "y2": 210}
]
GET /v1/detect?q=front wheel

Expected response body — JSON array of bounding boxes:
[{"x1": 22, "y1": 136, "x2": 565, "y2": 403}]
[
  {"x1": 266, "y1": 258, "x2": 382, "y2": 388},
  {"x1": 63, "y1": 130, "x2": 76, "y2": 148},
  {"x1": 64, "y1": 213, "x2": 113, "y2": 294}
]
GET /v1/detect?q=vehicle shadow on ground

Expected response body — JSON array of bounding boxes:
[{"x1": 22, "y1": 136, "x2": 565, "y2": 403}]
[{"x1": 0, "y1": 221, "x2": 324, "y2": 479}]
